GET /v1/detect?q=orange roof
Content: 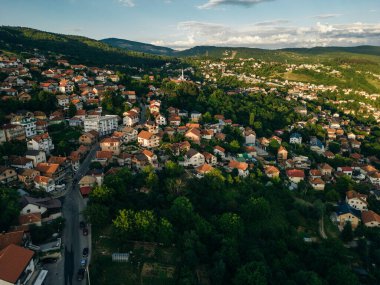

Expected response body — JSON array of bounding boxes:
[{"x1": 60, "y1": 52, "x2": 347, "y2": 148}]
[
  {"x1": 265, "y1": 165, "x2": 280, "y2": 175},
  {"x1": 362, "y1": 210, "x2": 380, "y2": 224},
  {"x1": 142, "y1": 149, "x2": 154, "y2": 157},
  {"x1": 196, "y1": 164, "x2": 214, "y2": 174},
  {"x1": 100, "y1": 137, "x2": 120, "y2": 144},
  {"x1": 214, "y1": 146, "x2": 225, "y2": 153},
  {"x1": 96, "y1": 151, "x2": 113, "y2": 159},
  {"x1": 48, "y1": 156, "x2": 67, "y2": 165},
  {"x1": 36, "y1": 163, "x2": 59, "y2": 174},
  {"x1": 228, "y1": 160, "x2": 248, "y2": 171},
  {"x1": 19, "y1": 213, "x2": 41, "y2": 225},
  {"x1": 310, "y1": 178, "x2": 325, "y2": 185},
  {"x1": 278, "y1": 146, "x2": 287, "y2": 153},
  {"x1": 0, "y1": 231, "x2": 24, "y2": 250},
  {"x1": 0, "y1": 244, "x2": 34, "y2": 283},
  {"x1": 286, "y1": 169, "x2": 305, "y2": 178},
  {"x1": 138, "y1": 130, "x2": 154, "y2": 140},
  {"x1": 34, "y1": 175, "x2": 51, "y2": 184}
]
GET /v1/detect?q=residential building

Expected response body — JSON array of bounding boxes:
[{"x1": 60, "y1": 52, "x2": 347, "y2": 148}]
[
  {"x1": 244, "y1": 128, "x2": 256, "y2": 145},
  {"x1": 27, "y1": 133, "x2": 54, "y2": 154},
  {"x1": 289, "y1": 133, "x2": 302, "y2": 144},
  {"x1": 1, "y1": 124, "x2": 26, "y2": 142},
  {"x1": 213, "y1": 146, "x2": 226, "y2": 159},
  {"x1": 264, "y1": 165, "x2": 280, "y2": 179},
  {"x1": 362, "y1": 211, "x2": 380, "y2": 227},
  {"x1": 13, "y1": 117, "x2": 36, "y2": 138},
  {"x1": 228, "y1": 160, "x2": 249, "y2": 177},
  {"x1": 346, "y1": 190, "x2": 368, "y2": 211},
  {"x1": 277, "y1": 146, "x2": 288, "y2": 161},
  {"x1": 137, "y1": 130, "x2": 160, "y2": 148},
  {"x1": 185, "y1": 128, "x2": 201, "y2": 144},
  {"x1": 84, "y1": 115, "x2": 118, "y2": 136},
  {"x1": 34, "y1": 175, "x2": 55, "y2": 192},
  {"x1": 123, "y1": 111, "x2": 139, "y2": 127},
  {"x1": 334, "y1": 203, "x2": 361, "y2": 229},
  {"x1": 25, "y1": 150, "x2": 46, "y2": 167},
  {"x1": 183, "y1": 149, "x2": 205, "y2": 168},
  {"x1": 286, "y1": 169, "x2": 305, "y2": 184},
  {"x1": 0, "y1": 244, "x2": 35, "y2": 285},
  {"x1": 309, "y1": 178, "x2": 325, "y2": 191},
  {"x1": 0, "y1": 167, "x2": 17, "y2": 184},
  {"x1": 100, "y1": 138, "x2": 121, "y2": 155}
]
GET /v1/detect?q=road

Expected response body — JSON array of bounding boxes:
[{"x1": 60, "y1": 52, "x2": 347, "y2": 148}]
[
  {"x1": 319, "y1": 216, "x2": 328, "y2": 239},
  {"x1": 44, "y1": 143, "x2": 99, "y2": 285}
]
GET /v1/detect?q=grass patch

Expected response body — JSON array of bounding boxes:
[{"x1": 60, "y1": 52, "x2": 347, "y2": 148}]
[
  {"x1": 282, "y1": 71, "x2": 316, "y2": 83},
  {"x1": 324, "y1": 214, "x2": 339, "y2": 239}
]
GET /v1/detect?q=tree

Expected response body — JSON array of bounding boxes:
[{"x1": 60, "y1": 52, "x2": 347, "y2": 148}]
[
  {"x1": 341, "y1": 222, "x2": 353, "y2": 242},
  {"x1": 0, "y1": 187, "x2": 20, "y2": 231},
  {"x1": 327, "y1": 264, "x2": 359, "y2": 285},
  {"x1": 234, "y1": 262, "x2": 268, "y2": 285},
  {"x1": 83, "y1": 204, "x2": 110, "y2": 229},
  {"x1": 68, "y1": 103, "x2": 77, "y2": 118},
  {"x1": 329, "y1": 141, "x2": 341, "y2": 154},
  {"x1": 169, "y1": 197, "x2": 194, "y2": 231}
]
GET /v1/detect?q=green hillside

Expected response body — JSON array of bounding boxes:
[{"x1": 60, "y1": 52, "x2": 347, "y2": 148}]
[
  {"x1": 101, "y1": 38, "x2": 175, "y2": 56},
  {"x1": 0, "y1": 26, "x2": 172, "y2": 67}
]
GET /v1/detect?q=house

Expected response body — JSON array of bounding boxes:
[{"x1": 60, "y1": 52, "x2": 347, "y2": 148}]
[
  {"x1": 100, "y1": 137, "x2": 121, "y2": 155},
  {"x1": 0, "y1": 244, "x2": 35, "y2": 285},
  {"x1": 201, "y1": 129, "x2": 214, "y2": 140},
  {"x1": 27, "y1": 133, "x2": 54, "y2": 154},
  {"x1": 309, "y1": 169, "x2": 322, "y2": 179},
  {"x1": 117, "y1": 153, "x2": 133, "y2": 167},
  {"x1": 18, "y1": 169, "x2": 40, "y2": 188},
  {"x1": 25, "y1": 150, "x2": 46, "y2": 167},
  {"x1": 84, "y1": 115, "x2": 118, "y2": 136},
  {"x1": 228, "y1": 160, "x2": 249, "y2": 177},
  {"x1": 264, "y1": 165, "x2": 280, "y2": 179},
  {"x1": 362, "y1": 210, "x2": 380, "y2": 227},
  {"x1": 142, "y1": 149, "x2": 158, "y2": 166},
  {"x1": 0, "y1": 230, "x2": 25, "y2": 250},
  {"x1": 309, "y1": 178, "x2": 325, "y2": 191},
  {"x1": 120, "y1": 127, "x2": 138, "y2": 143},
  {"x1": 155, "y1": 114, "x2": 167, "y2": 126},
  {"x1": 13, "y1": 117, "x2": 36, "y2": 138},
  {"x1": 79, "y1": 175, "x2": 97, "y2": 188},
  {"x1": 123, "y1": 111, "x2": 139, "y2": 127},
  {"x1": 289, "y1": 133, "x2": 302, "y2": 144},
  {"x1": 310, "y1": 137, "x2": 325, "y2": 153},
  {"x1": 1, "y1": 124, "x2": 26, "y2": 141},
  {"x1": 346, "y1": 190, "x2": 368, "y2": 211},
  {"x1": 35, "y1": 163, "x2": 64, "y2": 183},
  {"x1": 20, "y1": 196, "x2": 62, "y2": 221},
  {"x1": 334, "y1": 203, "x2": 361, "y2": 229},
  {"x1": 277, "y1": 146, "x2": 288, "y2": 161},
  {"x1": 196, "y1": 164, "x2": 214, "y2": 177},
  {"x1": 337, "y1": 166, "x2": 353, "y2": 177},
  {"x1": 286, "y1": 169, "x2": 305, "y2": 184},
  {"x1": 56, "y1": 94, "x2": 69, "y2": 107},
  {"x1": 137, "y1": 130, "x2": 160, "y2": 148},
  {"x1": 183, "y1": 149, "x2": 205, "y2": 168},
  {"x1": 95, "y1": 151, "x2": 113, "y2": 166},
  {"x1": 34, "y1": 175, "x2": 55, "y2": 192},
  {"x1": 319, "y1": 163, "x2": 333, "y2": 176},
  {"x1": 190, "y1": 111, "x2": 202, "y2": 122},
  {"x1": 369, "y1": 172, "x2": 380, "y2": 186},
  {"x1": 169, "y1": 116, "x2": 181, "y2": 126},
  {"x1": 79, "y1": 131, "x2": 98, "y2": 146},
  {"x1": 213, "y1": 146, "x2": 226, "y2": 159},
  {"x1": 185, "y1": 128, "x2": 201, "y2": 144},
  {"x1": 244, "y1": 128, "x2": 256, "y2": 145},
  {"x1": 145, "y1": 121, "x2": 159, "y2": 134},
  {"x1": 132, "y1": 153, "x2": 150, "y2": 170},
  {"x1": 9, "y1": 156, "x2": 34, "y2": 169},
  {"x1": 19, "y1": 212, "x2": 42, "y2": 227},
  {"x1": 0, "y1": 167, "x2": 17, "y2": 184},
  {"x1": 203, "y1": 152, "x2": 217, "y2": 165}
]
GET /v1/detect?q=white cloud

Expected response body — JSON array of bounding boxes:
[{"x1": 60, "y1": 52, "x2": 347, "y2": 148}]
[
  {"x1": 155, "y1": 21, "x2": 380, "y2": 49},
  {"x1": 198, "y1": 0, "x2": 272, "y2": 9},
  {"x1": 312, "y1": 13, "x2": 342, "y2": 19},
  {"x1": 118, "y1": 0, "x2": 135, "y2": 7}
]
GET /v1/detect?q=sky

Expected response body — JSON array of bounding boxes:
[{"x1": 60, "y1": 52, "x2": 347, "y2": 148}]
[{"x1": 0, "y1": 0, "x2": 379, "y2": 50}]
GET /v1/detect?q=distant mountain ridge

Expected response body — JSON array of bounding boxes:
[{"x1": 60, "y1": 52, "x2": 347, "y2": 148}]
[{"x1": 101, "y1": 38, "x2": 175, "y2": 56}]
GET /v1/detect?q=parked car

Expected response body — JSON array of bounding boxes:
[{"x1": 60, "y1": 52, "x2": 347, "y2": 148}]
[
  {"x1": 82, "y1": 247, "x2": 89, "y2": 257},
  {"x1": 41, "y1": 258, "x2": 58, "y2": 264},
  {"x1": 77, "y1": 268, "x2": 85, "y2": 281},
  {"x1": 79, "y1": 221, "x2": 86, "y2": 229},
  {"x1": 83, "y1": 228, "x2": 88, "y2": 236},
  {"x1": 80, "y1": 258, "x2": 87, "y2": 267}
]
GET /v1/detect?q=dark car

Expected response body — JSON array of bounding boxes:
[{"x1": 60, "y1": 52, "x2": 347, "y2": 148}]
[
  {"x1": 77, "y1": 268, "x2": 85, "y2": 281},
  {"x1": 41, "y1": 258, "x2": 58, "y2": 264},
  {"x1": 83, "y1": 228, "x2": 88, "y2": 236},
  {"x1": 79, "y1": 221, "x2": 86, "y2": 229},
  {"x1": 82, "y1": 247, "x2": 89, "y2": 257}
]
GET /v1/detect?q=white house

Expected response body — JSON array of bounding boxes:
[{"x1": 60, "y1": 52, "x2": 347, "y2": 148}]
[
  {"x1": 228, "y1": 160, "x2": 249, "y2": 177},
  {"x1": 123, "y1": 111, "x2": 139, "y2": 127},
  {"x1": 34, "y1": 175, "x2": 55, "y2": 192},
  {"x1": 213, "y1": 146, "x2": 226, "y2": 159},
  {"x1": 155, "y1": 114, "x2": 167, "y2": 126},
  {"x1": 290, "y1": 133, "x2": 302, "y2": 144},
  {"x1": 346, "y1": 190, "x2": 368, "y2": 211},
  {"x1": 190, "y1": 111, "x2": 202, "y2": 122},
  {"x1": 362, "y1": 211, "x2": 380, "y2": 227},
  {"x1": 369, "y1": 172, "x2": 380, "y2": 186},
  {"x1": 13, "y1": 117, "x2": 37, "y2": 138},
  {"x1": 183, "y1": 149, "x2": 205, "y2": 168},
  {"x1": 27, "y1": 133, "x2": 54, "y2": 155},
  {"x1": 137, "y1": 130, "x2": 160, "y2": 148},
  {"x1": 25, "y1": 150, "x2": 47, "y2": 167},
  {"x1": 244, "y1": 129, "x2": 256, "y2": 145}
]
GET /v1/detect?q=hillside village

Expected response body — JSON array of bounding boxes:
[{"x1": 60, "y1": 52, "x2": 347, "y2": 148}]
[{"x1": 1, "y1": 49, "x2": 380, "y2": 284}]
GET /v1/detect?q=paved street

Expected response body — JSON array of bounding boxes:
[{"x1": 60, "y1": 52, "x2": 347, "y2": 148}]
[{"x1": 44, "y1": 143, "x2": 99, "y2": 285}]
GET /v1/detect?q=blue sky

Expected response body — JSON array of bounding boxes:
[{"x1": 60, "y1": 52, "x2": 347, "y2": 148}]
[{"x1": 0, "y1": 0, "x2": 379, "y2": 49}]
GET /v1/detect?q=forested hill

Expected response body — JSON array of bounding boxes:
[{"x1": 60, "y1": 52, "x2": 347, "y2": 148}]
[
  {"x1": 0, "y1": 26, "x2": 172, "y2": 67},
  {"x1": 101, "y1": 38, "x2": 175, "y2": 56}
]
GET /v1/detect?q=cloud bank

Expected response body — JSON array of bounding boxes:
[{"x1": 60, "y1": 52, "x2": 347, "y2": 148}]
[
  {"x1": 198, "y1": 0, "x2": 272, "y2": 9},
  {"x1": 152, "y1": 21, "x2": 380, "y2": 49}
]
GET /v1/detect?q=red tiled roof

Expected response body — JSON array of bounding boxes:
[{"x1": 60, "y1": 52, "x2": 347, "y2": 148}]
[
  {"x1": 0, "y1": 244, "x2": 34, "y2": 283},
  {"x1": 0, "y1": 231, "x2": 24, "y2": 250},
  {"x1": 286, "y1": 169, "x2": 305, "y2": 178},
  {"x1": 362, "y1": 210, "x2": 380, "y2": 224}
]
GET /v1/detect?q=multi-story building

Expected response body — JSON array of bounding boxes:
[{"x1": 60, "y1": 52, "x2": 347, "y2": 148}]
[
  {"x1": 1, "y1": 124, "x2": 26, "y2": 142},
  {"x1": 137, "y1": 130, "x2": 160, "y2": 148},
  {"x1": 27, "y1": 133, "x2": 54, "y2": 155},
  {"x1": 13, "y1": 117, "x2": 37, "y2": 138},
  {"x1": 84, "y1": 115, "x2": 118, "y2": 136}
]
